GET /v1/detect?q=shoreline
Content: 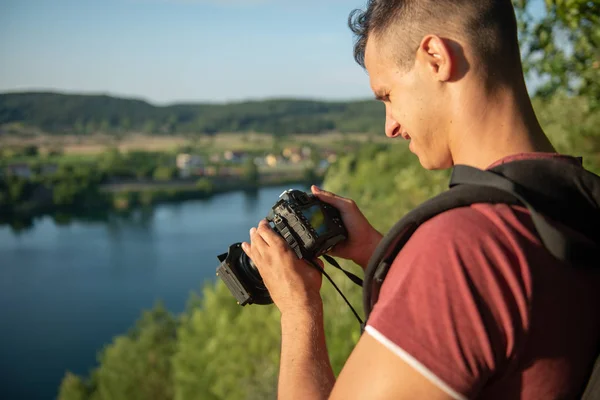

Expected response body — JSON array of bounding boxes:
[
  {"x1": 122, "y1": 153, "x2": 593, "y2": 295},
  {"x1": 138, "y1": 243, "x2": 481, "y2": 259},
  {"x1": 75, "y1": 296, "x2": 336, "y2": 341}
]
[{"x1": 0, "y1": 178, "x2": 321, "y2": 233}]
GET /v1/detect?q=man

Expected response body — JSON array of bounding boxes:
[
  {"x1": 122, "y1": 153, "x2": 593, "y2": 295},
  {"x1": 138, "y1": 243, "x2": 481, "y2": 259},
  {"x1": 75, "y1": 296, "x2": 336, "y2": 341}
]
[{"x1": 242, "y1": 1, "x2": 600, "y2": 398}]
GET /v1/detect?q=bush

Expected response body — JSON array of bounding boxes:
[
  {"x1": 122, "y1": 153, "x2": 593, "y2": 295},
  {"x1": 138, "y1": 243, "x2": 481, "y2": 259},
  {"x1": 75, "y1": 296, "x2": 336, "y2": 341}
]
[
  {"x1": 196, "y1": 178, "x2": 214, "y2": 194},
  {"x1": 153, "y1": 166, "x2": 177, "y2": 181}
]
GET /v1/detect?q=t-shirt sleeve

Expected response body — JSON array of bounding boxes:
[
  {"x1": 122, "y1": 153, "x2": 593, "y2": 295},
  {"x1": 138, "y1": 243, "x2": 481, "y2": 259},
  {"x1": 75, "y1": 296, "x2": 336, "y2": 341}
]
[{"x1": 366, "y1": 206, "x2": 532, "y2": 399}]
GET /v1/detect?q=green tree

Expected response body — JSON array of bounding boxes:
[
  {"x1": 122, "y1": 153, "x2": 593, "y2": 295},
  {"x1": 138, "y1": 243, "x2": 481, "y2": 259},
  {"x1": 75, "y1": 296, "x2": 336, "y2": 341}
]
[
  {"x1": 6, "y1": 176, "x2": 35, "y2": 204},
  {"x1": 87, "y1": 303, "x2": 177, "y2": 400},
  {"x1": 241, "y1": 158, "x2": 259, "y2": 187},
  {"x1": 22, "y1": 145, "x2": 38, "y2": 157},
  {"x1": 143, "y1": 120, "x2": 156, "y2": 134},
  {"x1": 172, "y1": 282, "x2": 280, "y2": 400},
  {"x1": 514, "y1": 0, "x2": 600, "y2": 106},
  {"x1": 57, "y1": 372, "x2": 90, "y2": 400},
  {"x1": 74, "y1": 118, "x2": 86, "y2": 134},
  {"x1": 196, "y1": 178, "x2": 214, "y2": 194},
  {"x1": 153, "y1": 166, "x2": 177, "y2": 181}
]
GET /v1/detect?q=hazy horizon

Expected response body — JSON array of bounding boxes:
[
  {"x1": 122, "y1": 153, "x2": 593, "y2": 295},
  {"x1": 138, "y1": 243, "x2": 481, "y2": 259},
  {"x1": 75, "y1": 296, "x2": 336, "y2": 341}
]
[
  {"x1": 1, "y1": 0, "x2": 545, "y2": 104},
  {"x1": 0, "y1": 88, "x2": 375, "y2": 106}
]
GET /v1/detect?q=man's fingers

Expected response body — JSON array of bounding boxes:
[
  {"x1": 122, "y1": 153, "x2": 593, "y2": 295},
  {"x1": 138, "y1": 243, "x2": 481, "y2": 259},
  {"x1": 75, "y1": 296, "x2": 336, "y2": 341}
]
[
  {"x1": 241, "y1": 241, "x2": 254, "y2": 258},
  {"x1": 311, "y1": 185, "x2": 355, "y2": 212},
  {"x1": 249, "y1": 226, "x2": 269, "y2": 257},
  {"x1": 257, "y1": 219, "x2": 286, "y2": 248}
]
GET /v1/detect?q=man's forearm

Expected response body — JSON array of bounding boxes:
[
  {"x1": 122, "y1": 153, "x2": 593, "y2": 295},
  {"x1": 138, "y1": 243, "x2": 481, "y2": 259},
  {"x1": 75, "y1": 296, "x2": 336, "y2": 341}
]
[
  {"x1": 353, "y1": 230, "x2": 384, "y2": 270},
  {"x1": 279, "y1": 302, "x2": 335, "y2": 400}
]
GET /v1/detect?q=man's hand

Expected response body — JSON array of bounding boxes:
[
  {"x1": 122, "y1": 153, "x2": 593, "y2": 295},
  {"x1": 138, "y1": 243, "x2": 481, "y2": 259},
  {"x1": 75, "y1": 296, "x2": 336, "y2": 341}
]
[
  {"x1": 241, "y1": 219, "x2": 323, "y2": 315},
  {"x1": 311, "y1": 185, "x2": 383, "y2": 270},
  {"x1": 242, "y1": 220, "x2": 335, "y2": 399}
]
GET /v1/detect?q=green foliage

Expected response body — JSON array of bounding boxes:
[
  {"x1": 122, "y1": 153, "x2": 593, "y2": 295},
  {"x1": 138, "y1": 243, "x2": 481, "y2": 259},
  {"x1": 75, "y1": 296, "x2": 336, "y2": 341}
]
[
  {"x1": 325, "y1": 142, "x2": 449, "y2": 232},
  {"x1": 90, "y1": 303, "x2": 177, "y2": 400},
  {"x1": 514, "y1": 0, "x2": 600, "y2": 107},
  {"x1": 532, "y1": 94, "x2": 600, "y2": 174},
  {"x1": 50, "y1": 164, "x2": 106, "y2": 208},
  {"x1": 22, "y1": 145, "x2": 39, "y2": 156},
  {"x1": 57, "y1": 372, "x2": 90, "y2": 400},
  {"x1": 4, "y1": 176, "x2": 35, "y2": 204},
  {"x1": 195, "y1": 178, "x2": 214, "y2": 194},
  {"x1": 0, "y1": 93, "x2": 383, "y2": 136},
  {"x1": 241, "y1": 158, "x2": 259, "y2": 187},
  {"x1": 172, "y1": 282, "x2": 280, "y2": 400},
  {"x1": 153, "y1": 166, "x2": 177, "y2": 181}
]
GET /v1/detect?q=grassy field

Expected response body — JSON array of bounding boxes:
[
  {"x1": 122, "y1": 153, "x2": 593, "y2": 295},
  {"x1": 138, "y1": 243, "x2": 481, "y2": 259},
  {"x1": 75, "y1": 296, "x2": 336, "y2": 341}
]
[{"x1": 0, "y1": 131, "x2": 389, "y2": 156}]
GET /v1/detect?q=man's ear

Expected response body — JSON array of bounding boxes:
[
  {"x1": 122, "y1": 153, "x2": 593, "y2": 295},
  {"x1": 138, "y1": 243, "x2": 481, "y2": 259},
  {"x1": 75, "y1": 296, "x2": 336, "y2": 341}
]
[{"x1": 417, "y1": 35, "x2": 452, "y2": 82}]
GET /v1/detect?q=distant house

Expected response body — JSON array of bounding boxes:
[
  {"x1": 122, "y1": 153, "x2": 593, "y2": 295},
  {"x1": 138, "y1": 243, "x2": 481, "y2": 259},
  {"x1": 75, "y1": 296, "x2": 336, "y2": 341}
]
[
  {"x1": 6, "y1": 163, "x2": 32, "y2": 178},
  {"x1": 282, "y1": 146, "x2": 300, "y2": 159},
  {"x1": 321, "y1": 149, "x2": 338, "y2": 163},
  {"x1": 204, "y1": 166, "x2": 218, "y2": 176},
  {"x1": 283, "y1": 146, "x2": 308, "y2": 164},
  {"x1": 223, "y1": 150, "x2": 248, "y2": 164},
  {"x1": 265, "y1": 154, "x2": 279, "y2": 167},
  {"x1": 176, "y1": 153, "x2": 204, "y2": 178}
]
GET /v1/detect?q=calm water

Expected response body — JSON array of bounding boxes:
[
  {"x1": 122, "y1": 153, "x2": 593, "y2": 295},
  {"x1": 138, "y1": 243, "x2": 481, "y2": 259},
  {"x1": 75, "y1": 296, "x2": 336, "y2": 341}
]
[{"x1": 0, "y1": 185, "x2": 307, "y2": 400}]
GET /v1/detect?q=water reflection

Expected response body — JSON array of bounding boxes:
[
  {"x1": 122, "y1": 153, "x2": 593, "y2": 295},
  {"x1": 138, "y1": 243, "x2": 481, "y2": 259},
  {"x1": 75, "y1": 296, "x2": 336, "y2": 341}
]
[
  {"x1": 0, "y1": 208, "x2": 157, "y2": 236},
  {"x1": 0, "y1": 184, "x2": 314, "y2": 235},
  {"x1": 243, "y1": 188, "x2": 260, "y2": 213}
]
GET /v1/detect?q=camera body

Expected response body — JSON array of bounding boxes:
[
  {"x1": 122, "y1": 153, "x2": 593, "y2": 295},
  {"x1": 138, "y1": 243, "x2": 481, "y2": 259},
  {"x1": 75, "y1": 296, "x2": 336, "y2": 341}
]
[
  {"x1": 267, "y1": 189, "x2": 347, "y2": 259},
  {"x1": 216, "y1": 189, "x2": 347, "y2": 306}
]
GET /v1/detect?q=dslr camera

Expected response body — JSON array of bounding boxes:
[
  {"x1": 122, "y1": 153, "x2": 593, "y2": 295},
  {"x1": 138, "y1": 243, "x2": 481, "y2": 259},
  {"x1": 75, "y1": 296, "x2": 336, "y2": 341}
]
[{"x1": 216, "y1": 189, "x2": 347, "y2": 306}]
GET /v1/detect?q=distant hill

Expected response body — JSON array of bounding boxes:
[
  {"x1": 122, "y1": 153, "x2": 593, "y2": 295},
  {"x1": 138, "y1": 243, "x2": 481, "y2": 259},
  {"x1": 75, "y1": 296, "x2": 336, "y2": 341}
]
[{"x1": 0, "y1": 92, "x2": 383, "y2": 136}]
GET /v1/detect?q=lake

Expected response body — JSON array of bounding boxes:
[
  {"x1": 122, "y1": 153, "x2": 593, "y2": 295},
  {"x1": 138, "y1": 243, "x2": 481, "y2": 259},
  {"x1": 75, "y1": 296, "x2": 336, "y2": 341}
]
[{"x1": 0, "y1": 184, "x2": 309, "y2": 400}]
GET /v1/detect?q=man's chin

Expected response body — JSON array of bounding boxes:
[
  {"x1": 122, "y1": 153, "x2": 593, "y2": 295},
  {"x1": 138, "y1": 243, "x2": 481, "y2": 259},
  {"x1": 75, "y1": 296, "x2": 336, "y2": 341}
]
[{"x1": 416, "y1": 153, "x2": 453, "y2": 171}]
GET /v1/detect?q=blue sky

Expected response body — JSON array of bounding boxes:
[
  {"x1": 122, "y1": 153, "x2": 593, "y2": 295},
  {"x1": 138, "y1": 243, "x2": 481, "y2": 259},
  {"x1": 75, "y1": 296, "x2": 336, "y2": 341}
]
[{"x1": 0, "y1": 0, "x2": 543, "y2": 105}]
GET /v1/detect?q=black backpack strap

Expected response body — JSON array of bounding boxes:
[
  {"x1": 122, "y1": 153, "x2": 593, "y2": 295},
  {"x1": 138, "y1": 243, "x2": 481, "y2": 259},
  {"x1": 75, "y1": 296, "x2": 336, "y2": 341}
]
[
  {"x1": 362, "y1": 184, "x2": 522, "y2": 321},
  {"x1": 362, "y1": 157, "x2": 600, "y2": 398},
  {"x1": 451, "y1": 165, "x2": 599, "y2": 267},
  {"x1": 364, "y1": 158, "x2": 600, "y2": 322}
]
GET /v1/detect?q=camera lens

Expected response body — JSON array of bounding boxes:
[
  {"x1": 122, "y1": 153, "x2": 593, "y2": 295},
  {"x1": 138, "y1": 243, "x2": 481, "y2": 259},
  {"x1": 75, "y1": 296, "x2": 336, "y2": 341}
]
[{"x1": 234, "y1": 250, "x2": 272, "y2": 305}]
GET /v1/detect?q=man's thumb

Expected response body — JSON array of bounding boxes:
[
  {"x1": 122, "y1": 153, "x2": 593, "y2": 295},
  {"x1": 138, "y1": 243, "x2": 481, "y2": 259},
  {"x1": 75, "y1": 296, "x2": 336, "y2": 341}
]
[{"x1": 311, "y1": 185, "x2": 345, "y2": 208}]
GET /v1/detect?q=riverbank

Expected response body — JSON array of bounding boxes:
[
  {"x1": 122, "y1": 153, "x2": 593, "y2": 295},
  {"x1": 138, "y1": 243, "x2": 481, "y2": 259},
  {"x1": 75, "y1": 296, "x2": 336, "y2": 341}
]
[{"x1": 0, "y1": 174, "x2": 322, "y2": 233}]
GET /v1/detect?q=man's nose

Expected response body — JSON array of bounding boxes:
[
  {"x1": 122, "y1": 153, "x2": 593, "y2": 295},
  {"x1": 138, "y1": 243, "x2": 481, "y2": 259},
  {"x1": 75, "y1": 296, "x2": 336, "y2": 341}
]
[{"x1": 385, "y1": 112, "x2": 401, "y2": 138}]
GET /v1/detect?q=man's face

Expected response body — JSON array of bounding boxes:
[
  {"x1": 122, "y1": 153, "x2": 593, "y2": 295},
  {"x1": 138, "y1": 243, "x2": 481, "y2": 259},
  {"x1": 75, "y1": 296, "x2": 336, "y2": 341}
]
[{"x1": 364, "y1": 36, "x2": 453, "y2": 170}]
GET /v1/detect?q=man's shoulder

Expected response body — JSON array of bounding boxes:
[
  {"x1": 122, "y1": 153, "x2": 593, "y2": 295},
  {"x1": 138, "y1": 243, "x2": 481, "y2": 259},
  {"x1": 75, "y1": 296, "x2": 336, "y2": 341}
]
[{"x1": 407, "y1": 203, "x2": 532, "y2": 250}]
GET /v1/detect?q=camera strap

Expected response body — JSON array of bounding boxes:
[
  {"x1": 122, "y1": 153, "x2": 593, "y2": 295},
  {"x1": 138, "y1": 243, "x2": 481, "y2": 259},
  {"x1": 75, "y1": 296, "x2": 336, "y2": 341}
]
[
  {"x1": 322, "y1": 254, "x2": 363, "y2": 287},
  {"x1": 307, "y1": 257, "x2": 364, "y2": 327}
]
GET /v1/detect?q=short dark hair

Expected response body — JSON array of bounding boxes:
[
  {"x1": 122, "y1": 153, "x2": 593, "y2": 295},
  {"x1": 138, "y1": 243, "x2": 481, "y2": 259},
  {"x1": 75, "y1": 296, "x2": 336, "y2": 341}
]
[{"x1": 349, "y1": 0, "x2": 523, "y2": 83}]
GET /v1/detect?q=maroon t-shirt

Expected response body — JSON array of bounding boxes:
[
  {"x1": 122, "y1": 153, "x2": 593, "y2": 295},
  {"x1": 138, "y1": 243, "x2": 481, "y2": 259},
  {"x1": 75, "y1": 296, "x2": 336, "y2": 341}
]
[{"x1": 366, "y1": 153, "x2": 600, "y2": 399}]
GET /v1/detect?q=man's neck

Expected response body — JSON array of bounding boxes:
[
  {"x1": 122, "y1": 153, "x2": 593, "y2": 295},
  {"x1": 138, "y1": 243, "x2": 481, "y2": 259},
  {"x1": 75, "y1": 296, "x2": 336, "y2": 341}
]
[{"x1": 449, "y1": 83, "x2": 556, "y2": 170}]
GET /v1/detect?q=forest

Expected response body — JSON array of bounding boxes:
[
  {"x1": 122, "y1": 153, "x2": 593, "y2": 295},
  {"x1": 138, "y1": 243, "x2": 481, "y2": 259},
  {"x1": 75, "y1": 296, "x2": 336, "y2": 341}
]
[{"x1": 0, "y1": 93, "x2": 383, "y2": 136}]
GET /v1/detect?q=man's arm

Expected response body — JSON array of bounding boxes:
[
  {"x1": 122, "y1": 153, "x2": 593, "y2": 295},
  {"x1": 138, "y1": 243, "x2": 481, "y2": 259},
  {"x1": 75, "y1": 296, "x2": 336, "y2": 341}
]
[
  {"x1": 242, "y1": 221, "x2": 335, "y2": 398},
  {"x1": 330, "y1": 331, "x2": 458, "y2": 400},
  {"x1": 279, "y1": 302, "x2": 335, "y2": 400},
  {"x1": 278, "y1": 307, "x2": 458, "y2": 400}
]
